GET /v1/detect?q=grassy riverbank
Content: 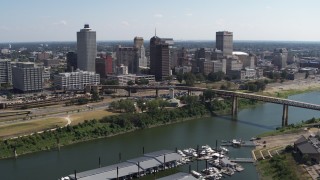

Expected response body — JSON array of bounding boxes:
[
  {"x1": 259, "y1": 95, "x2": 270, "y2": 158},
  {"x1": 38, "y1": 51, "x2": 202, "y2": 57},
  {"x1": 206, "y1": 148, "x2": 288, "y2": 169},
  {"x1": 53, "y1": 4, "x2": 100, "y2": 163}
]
[
  {"x1": 261, "y1": 86, "x2": 320, "y2": 98},
  {"x1": 0, "y1": 102, "x2": 208, "y2": 159},
  {"x1": 257, "y1": 153, "x2": 309, "y2": 180},
  {"x1": 256, "y1": 118, "x2": 320, "y2": 179}
]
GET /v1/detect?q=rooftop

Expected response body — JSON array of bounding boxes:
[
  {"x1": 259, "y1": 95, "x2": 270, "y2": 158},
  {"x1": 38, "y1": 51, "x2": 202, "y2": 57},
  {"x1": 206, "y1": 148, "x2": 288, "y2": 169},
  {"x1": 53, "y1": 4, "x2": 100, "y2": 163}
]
[{"x1": 157, "y1": 172, "x2": 197, "y2": 180}]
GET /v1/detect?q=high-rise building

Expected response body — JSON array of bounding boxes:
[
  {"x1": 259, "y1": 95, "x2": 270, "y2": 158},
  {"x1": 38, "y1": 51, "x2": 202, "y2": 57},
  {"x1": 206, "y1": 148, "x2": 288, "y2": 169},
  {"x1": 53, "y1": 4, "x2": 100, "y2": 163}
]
[
  {"x1": 116, "y1": 45, "x2": 138, "y2": 74},
  {"x1": 54, "y1": 70, "x2": 100, "y2": 91},
  {"x1": 216, "y1": 31, "x2": 233, "y2": 56},
  {"x1": 66, "y1": 52, "x2": 77, "y2": 72},
  {"x1": 12, "y1": 62, "x2": 43, "y2": 93},
  {"x1": 0, "y1": 59, "x2": 12, "y2": 85},
  {"x1": 273, "y1": 48, "x2": 288, "y2": 69},
  {"x1": 150, "y1": 35, "x2": 174, "y2": 81},
  {"x1": 77, "y1": 24, "x2": 97, "y2": 72},
  {"x1": 134, "y1": 37, "x2": 148, "y2": 69},
  {"x1": 95, "y1": 55, "x2": 113, "y2": 77}
]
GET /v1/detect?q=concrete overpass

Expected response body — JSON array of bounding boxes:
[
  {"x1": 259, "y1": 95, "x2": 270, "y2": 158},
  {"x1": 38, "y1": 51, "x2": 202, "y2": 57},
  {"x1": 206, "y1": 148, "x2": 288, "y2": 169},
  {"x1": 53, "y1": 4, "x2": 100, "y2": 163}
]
[{"x1": 86, "y1": 85, "x2": 320, "y2": 127}]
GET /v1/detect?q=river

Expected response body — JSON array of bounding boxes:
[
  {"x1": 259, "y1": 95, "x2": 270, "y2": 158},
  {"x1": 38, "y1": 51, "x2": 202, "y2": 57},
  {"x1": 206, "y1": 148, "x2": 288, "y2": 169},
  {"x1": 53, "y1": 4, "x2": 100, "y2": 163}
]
[{"x1": 1, "y1": 91, "x2": 320, "y2": 180}]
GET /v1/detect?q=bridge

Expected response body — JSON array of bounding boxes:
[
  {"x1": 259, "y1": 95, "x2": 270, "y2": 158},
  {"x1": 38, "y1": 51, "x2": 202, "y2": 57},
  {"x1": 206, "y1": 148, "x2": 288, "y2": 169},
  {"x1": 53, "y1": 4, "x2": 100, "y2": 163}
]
[{"x1": 86, "y1": 85, "x2": 320, "y2": 127}]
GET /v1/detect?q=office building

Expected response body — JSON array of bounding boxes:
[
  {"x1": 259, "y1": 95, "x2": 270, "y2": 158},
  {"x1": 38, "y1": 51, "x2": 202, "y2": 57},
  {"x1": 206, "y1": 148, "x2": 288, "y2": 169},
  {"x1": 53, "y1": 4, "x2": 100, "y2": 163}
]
[
  {"x1": 95, "y1": 55, "x2": 113, "y2": 77},
  {"x1": 134, "y1": 37, "x2": 148, "y2": 69},
  {"x1": 54, "y1": 70, "x2": 100, "y2": 91},
  {"x1": 150, "y1": 35, "x2": 174, "y2": 81},
  {"x1": 43, "y1": 59, "x2": 60, "y2": 67},
  {"x1": 226, "y1": 57, "x2": 243, "y2": 74},
  {"x1": 12, "y1": 62, "x2": 43, "y2": 93},
  {"x1": 77, "y1": 24, "x2": 97, "y2": 72},
  {"x1": 107, "y1": 74, "x2": 155, "y2": 86},
  {"x1": 273, "y1": 48, "x2": 288, "y2": 69},
  {"x1": 116, "y1": 45, "x2": 138, "y2": 74},
  {"x1": 213, "y1": 59, "x2": 226, "y2": 74},
  {"x1": 0, "y1": 59, "x2": 12, "y2": 85},
  {"x1": 66, "y1": 52, "x2": 77, "y2": 72},
  {"x1": 216, "y1": 31, "x2": 233, "y2": 56},
  {"x1": 37, "y1": 51, "x2": 51, "y2": 61}
]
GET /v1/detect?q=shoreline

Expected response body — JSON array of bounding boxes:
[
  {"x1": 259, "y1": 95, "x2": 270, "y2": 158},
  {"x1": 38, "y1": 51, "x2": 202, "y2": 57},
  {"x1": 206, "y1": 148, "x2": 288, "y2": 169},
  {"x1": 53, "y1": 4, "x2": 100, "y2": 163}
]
[
  {"x1": 0, "y1": 113, "x2": 211, "y2": 160},
  {"x1": 1, "y1": 82, "x2": 319, "y2": 160}
]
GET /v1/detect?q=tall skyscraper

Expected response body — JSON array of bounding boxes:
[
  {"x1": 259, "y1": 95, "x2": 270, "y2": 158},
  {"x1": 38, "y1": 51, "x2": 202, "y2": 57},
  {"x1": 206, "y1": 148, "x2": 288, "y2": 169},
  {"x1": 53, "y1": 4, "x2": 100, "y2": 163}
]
[
  {"x1": 216, "y1": 31, "x2": 233, "y2": 56},
  {"x1": 77, "y1": 24, "x2": 97, "y2": 72},
  {"x1": 134, "y1": 37, "x2": 148, "y2": 69},
  {"x1": 150, "y1": 35, "x2": 174, "y2": 81}
]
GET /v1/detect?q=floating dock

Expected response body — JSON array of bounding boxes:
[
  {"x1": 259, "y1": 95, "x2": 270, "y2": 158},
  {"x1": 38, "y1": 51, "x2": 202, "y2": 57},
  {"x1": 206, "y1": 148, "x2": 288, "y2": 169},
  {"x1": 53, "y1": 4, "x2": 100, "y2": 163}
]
[{"x1": 229, "y1": 158, "x2": 255, "y2": 163}]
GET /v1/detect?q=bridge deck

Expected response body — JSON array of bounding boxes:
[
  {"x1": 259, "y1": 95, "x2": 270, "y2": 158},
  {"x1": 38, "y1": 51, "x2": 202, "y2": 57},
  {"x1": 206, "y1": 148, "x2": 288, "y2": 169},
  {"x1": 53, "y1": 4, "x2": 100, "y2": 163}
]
[{"x1": 93, "y1": 85, "x2": 320, "y2": 111}]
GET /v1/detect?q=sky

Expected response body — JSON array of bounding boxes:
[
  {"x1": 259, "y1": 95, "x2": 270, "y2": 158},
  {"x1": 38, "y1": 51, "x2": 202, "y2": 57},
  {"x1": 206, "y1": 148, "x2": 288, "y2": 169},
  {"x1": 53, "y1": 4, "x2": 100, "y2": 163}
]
[{"x1": 1, "y1": 0, "x2": 320, "y2": 42}]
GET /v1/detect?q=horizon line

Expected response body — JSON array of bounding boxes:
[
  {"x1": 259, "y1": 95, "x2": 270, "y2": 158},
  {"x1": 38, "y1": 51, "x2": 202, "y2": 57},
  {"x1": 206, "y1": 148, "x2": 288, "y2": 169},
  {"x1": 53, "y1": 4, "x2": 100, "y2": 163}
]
[{"x1": 1, "y1": 39, "x2": 320, "y2": 44}]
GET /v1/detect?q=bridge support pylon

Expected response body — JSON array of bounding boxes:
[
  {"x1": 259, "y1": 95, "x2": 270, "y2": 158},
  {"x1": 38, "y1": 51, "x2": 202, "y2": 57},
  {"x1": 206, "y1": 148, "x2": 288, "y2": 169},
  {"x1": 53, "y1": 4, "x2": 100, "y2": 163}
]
[
  {"x1": 282, "y1": 104, "x2": 289, "y2": 127},
  {"x1": 128, "y1": 88, "x2": 131, "y2": 97},
  {"x1": 231, "y1": 96, "x2": 238, "y2": 117},
  {"x1": 156, "y1": 89, "x2": 159, "y2": 97}
]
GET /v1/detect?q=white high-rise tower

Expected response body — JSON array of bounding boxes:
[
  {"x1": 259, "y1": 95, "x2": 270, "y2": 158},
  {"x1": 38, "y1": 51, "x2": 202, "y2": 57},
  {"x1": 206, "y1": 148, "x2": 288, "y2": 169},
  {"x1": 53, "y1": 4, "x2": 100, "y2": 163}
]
[{"x1": 77, "y1": 24, "x2": 97, "y2": 72}]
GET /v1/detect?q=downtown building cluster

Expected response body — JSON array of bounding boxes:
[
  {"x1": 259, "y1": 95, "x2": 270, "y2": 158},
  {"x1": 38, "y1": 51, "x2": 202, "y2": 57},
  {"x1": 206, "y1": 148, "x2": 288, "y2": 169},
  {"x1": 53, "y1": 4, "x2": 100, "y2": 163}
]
[{"x1": 0, "y1": 24, "x2": 319, "y2": 93}]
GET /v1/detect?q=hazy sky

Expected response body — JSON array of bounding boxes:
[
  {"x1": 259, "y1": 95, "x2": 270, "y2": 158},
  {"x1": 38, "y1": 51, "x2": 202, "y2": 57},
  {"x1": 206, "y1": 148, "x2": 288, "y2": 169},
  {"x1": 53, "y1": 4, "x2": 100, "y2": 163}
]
[{"x1": 1, "y1": 0, "x2": 320, "y2": 42}]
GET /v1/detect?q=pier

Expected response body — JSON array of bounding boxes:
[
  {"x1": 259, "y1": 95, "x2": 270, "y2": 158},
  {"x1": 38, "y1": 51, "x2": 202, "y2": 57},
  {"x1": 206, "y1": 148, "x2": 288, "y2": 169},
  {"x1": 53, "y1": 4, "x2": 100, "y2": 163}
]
[{"x1": 229, "y1": 158, "x2": 255, "y2": 163}]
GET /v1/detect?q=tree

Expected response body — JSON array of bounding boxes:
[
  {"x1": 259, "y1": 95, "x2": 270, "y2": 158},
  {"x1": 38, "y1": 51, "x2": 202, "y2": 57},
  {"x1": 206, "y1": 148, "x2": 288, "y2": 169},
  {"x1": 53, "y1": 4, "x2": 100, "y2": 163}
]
[
  {"x1": 127, "y1": 80, "x2": 135, "y2": 86},
  {"x1": 136, "y1": 78, "x2": 149, "y2": 85},
  {"x1": 146, "y1": 99, "x2": 160, "y2": 113},
  {"x1": 184, "y1": 96, "x2": 198, "y2": 105},
  {"x1": 281, "y1": 71, "x2": 288, "y2": 79},
  {"x1": 176, "y1": 72, "x2": 184, "y2": 83},
  {"x1": 305, "y1": 71, "x2": 309, "y2": 79},
  {"x1": 6, "y1": 92, "x2": 13, "y2": 100},
  {"x1": 91, "y1": 91, "x2": 100, "y2": 101},
  {"x1": 195, "y1": 73, "x2": 205, "y2": 82},
  {"x1": 118, "y1": 99, "x2": 135, "y2": 113},
  {"x1": 203, "y1": 89, "x2": 216, "y2": 101},
  {"x1": 207, "y1": 71, "x2": 225, "y2": 82},
  {"x1": 184, "y1": 72, "x2": 196, "y2": 86},
  {"x1": 137, "y1": 99, "x2": 147, "y2": 112}
]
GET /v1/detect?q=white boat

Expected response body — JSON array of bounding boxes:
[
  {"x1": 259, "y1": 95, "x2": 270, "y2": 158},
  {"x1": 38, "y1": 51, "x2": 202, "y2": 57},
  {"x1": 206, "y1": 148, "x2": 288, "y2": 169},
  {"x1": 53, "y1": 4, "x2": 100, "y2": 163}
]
[
  {"x1": 191, "y1": 170, "x2": 203, "y2": 178},
  {"x1": 232, "y1": 139, "x2": 241, "y2": 147},
  {"x1": 220, "y1": 146, "x2": 229, "y2": 153}
]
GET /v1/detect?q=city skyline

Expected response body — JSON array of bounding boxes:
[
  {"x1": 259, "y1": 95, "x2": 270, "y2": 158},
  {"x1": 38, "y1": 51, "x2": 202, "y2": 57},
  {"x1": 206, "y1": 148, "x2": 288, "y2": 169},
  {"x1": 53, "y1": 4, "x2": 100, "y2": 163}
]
[{"x1": 1, "y1": 0, "x2": 320, "y2": 42}]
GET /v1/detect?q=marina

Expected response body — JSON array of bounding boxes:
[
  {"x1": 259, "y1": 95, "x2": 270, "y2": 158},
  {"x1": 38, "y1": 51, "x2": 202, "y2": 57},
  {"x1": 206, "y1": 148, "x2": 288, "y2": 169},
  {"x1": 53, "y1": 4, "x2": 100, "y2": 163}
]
[{"x1": 61, "y1": 144, "x2": 249, "y2": 180}]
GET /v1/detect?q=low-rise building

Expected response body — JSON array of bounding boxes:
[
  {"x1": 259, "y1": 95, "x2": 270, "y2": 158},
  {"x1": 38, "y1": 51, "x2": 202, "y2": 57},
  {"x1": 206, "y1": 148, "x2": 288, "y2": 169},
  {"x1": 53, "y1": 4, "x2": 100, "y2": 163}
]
[
  {"x1": 294, "y1": 135, "x2": 320, "y2": 163},
  {"x1": 54, "y1": 70, "x2": 100, "y2": 91},
  {"x1": 107, "y1": 74, "x2": 155, "y2": 85}
]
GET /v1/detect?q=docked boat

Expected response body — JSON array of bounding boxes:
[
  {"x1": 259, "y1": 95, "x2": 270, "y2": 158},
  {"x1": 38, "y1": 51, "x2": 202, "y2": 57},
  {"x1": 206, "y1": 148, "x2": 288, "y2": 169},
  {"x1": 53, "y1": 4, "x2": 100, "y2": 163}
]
[
  {"x1": 219, "y1": 146, "x2": 229, "y2": 153},
  {"x1": 232, "y1": 139, "x2": 241, "y2": 147},
  {"x1": 191, "y1": 170, "x2": 203, "y2": 178}
]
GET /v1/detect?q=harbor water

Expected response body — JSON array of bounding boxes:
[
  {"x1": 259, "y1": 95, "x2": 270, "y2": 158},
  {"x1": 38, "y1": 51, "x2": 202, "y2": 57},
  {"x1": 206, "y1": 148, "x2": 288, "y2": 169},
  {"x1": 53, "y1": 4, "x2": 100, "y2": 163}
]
[{"x1": 0, "y1": 91, "x2": 320, "y2": 180}]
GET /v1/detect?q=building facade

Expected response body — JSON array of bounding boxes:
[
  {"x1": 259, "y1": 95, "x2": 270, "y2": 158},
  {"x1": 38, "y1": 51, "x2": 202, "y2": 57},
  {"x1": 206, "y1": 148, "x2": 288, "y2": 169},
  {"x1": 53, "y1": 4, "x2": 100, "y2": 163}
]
[
  {"x1": 12, "y1": 62, "x2": 43, "y2": 92},
  {"x1": 273, "y1": 48, "x2": 288, "y2": 70},
  {"x1": 116, "y1": 45, "x2": 138, "y2": 74},
  {"x1": 54, "y1": 70, "x2": 100, "y2": 91},
  {"x1": 0, "y1": 59, "x2": 12, "y2": 85},
  {"x1": 150, "y1": 36, "x2": 174, "y2": 81},
  {"x1": 66, "y1": 51, "x2": 77, "y2": 72},
  {"x1": 77, "y1": 24, "x2": 97, "y2": 72},
  {"x1": 216, "y1": 31, "x2": 233, "y2": 56}
]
